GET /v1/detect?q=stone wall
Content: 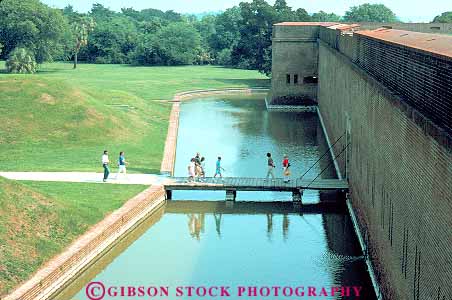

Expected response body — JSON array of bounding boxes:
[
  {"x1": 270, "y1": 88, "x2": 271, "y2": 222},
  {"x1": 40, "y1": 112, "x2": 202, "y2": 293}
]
[
  {"x1": 271, "y1": 25, "x2": 320, "y2": 105},
  {"x1": 317, "y1": 41, "x2": 452, "y2": 300}
]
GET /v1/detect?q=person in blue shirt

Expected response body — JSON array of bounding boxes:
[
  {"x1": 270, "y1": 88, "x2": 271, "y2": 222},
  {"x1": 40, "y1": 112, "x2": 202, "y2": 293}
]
[
  {"x1": 115, "y1": 151, "x2": 128, "y2": 180},
  {"x1": 214, "y1": 156, "x2": 225, "y2": 179}
]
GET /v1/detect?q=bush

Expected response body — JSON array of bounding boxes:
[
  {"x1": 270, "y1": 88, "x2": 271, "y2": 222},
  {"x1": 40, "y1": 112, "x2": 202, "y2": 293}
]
[
  {"x1": 216, "y1": 48, "x2": 232, "y2": 66},
  {"x1": 94, "y1": 56, "x2": 109, "y2": 64},
  {"x1": 6, "y1": 47, "x2": 37, "y2": 74}
]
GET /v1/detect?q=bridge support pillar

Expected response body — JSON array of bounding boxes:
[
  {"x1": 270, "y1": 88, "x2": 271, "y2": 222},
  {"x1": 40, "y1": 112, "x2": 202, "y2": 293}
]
[
  {"x1": 165, "y1": 190, "x2": 172, "y2": 200},
  {"x1": 292, "y1": 189, "x2": 303, "y2": 203},
  {"x1": 226, "y1": 190, "x2": 237, "y2": 201},
  {"x1": 225, "y1": 200, "x2": 234, "y2": 208}
]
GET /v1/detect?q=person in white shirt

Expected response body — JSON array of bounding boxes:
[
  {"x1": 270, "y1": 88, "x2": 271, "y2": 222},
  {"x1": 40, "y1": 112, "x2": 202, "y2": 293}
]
[
  {"x1": 187, "y1": 158, "x2": 196, "y2": 182},
  {"x1": 102, "y1": 150, "x2": 110, "y2": 182}
]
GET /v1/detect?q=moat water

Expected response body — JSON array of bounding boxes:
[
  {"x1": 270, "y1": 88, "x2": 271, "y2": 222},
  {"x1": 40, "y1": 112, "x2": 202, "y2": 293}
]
[{"x1": 60, "y1": 95, "x2": 376, "y2": 300}]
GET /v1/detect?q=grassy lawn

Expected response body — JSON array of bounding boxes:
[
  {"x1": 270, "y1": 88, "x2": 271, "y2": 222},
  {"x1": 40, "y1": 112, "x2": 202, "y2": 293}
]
[
  {"x1": 0, "y1": 61, "x2": 268, "y2": 295},
  {"x1": 0, "y1": 176, "x2": 147, "y2": 296},
  {"x1": 0, "y1": 61, "x2": 269, "y2": 172}
]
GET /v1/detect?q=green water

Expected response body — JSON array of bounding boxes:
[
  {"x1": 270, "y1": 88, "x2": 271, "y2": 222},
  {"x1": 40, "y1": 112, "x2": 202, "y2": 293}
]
[{"x1": 63, "y1": 96, "x2": 375, "y2": 300}]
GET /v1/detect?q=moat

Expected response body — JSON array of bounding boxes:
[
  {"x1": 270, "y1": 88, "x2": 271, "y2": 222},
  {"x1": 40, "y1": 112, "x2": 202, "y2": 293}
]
[{"x1": 60, "y1": 95, "x2": 376, "y2": 300}]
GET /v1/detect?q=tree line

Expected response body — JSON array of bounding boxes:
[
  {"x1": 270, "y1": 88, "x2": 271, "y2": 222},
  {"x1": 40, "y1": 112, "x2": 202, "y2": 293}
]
[{"x1": 0, "y1": 0, "x2": 451, "y2": 74}]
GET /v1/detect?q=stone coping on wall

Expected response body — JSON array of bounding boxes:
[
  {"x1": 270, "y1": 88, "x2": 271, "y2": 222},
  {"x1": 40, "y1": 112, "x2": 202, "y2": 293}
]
[
  {"x1": 3, "y1": 185, "x2": 166, "y2": 300},
  {"x1": 160, "y1": 102, "x2": 180, "y2": 175},
  {"x1": 159, "y1": 87, "x2": 269, "y2": 175},
  {"x1": 173, "y1": 87, "x2": 268, "y2": 101},
  {"x1": 319, "y1": 40, "x2": 451, "y2": 154}
]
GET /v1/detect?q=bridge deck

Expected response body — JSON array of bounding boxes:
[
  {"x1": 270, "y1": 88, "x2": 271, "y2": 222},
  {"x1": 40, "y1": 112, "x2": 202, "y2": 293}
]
[{"x1": 164, "y1": 177, "x2": 348, "y2": 191}]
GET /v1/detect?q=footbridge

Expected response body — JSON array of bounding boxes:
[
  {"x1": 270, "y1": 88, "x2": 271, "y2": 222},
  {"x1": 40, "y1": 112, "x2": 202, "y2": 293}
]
[{"x1": 163, "y1": 177, "x2": 348, "y2": 202}]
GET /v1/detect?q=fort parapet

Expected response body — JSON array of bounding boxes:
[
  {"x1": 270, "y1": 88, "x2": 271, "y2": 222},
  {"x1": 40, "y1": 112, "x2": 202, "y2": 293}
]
[{"x1": 271, "y1": 22, "x2": 452, "y2": 300}]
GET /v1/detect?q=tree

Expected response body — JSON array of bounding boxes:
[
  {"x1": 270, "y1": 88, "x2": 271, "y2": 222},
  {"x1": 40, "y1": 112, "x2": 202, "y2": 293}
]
[
  {"x1": 156, "y1": 23, "x2": 201, "y2": 65},
  {"x1": 208, "y1": 6, "x2": 242, "y2": 61},
  {"x1": 232, "y1": 0, "x2": 278, "y2": 73},
  {"x1": 0, "y1": 0, "x2": 71, "y2": 63},
  {"x1": 232, "y1": 0, "x2": 310, "y2": 75},
  {"x1": 432, "y1": 12, "x2": 452, "y2": 23},
  {"x1": 6, "y1": 47, "x2": 37, "y2": 73},
  {"x1": 86, "y1": 14, "x2": 138, "y2": 64},
  {"x1": 344, "y1": 3, "x2": 397, "y2": 22},
  {"x1": 71, "y1": 18, "x2": 95, "y2": 69},
  {"x1": 312, "y1": 11, "x2": 341, "y2": 22}
]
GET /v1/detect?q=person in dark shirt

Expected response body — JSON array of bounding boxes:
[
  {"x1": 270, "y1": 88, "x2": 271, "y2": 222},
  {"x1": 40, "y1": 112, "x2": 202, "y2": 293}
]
[{"x1": 266, "y1": 152, "x2": 275, "y2": 180}]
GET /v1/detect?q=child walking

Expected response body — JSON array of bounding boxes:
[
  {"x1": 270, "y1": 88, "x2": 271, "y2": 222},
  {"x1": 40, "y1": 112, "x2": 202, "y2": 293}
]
[{"x1": 214, "y1": 156, "x2": 225, "y2": 179}]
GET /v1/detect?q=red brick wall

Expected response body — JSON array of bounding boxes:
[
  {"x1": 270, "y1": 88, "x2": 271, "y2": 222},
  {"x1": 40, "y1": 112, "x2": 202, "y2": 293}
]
[{"x1": 318, "y1": 41, "x2": 452, "y2": 300}]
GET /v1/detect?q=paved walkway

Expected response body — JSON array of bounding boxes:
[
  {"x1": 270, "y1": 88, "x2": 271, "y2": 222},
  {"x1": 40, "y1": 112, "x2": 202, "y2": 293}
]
[{"x1": 0, "y1": 172, "x2": 169, "y2": 185}]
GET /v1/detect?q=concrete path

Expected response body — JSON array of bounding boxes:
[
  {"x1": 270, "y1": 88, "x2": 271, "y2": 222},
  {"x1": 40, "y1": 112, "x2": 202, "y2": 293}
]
[{"x1": 0, "y1": 172, "x2": 170, "y2": 185}]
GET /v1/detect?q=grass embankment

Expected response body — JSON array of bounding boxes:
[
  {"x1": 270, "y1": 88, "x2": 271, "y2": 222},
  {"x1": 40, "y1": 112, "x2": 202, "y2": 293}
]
[
  {"x1": 0, "y1": 177, "x2": 147, "y2": 295},
  {"x1": 0, "y1": 62, "x2": 269, "y2": 172},
  {"x1": 0, "y1": 61, "x2": 269, "y2": 295}
]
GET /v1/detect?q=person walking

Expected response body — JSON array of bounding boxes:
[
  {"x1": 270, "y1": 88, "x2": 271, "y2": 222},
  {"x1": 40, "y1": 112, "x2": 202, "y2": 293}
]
[
  {"x1": 194, "y1": 152, "x2": 203, "y2": 182},
  {"x1": 282, "y1": 154, "x2": 291, "y2": 183},
  {"x1": 102, "y1": 150, "x2": 110, "y2": 182},
  {"x1": 214, "y1": 156, "x2": 224, "y2": 179},
  {"x1": 199, "y1": 157, "x2": 206, "y2": 181},
  {"x1": 187, "y1": 158, "x2": 196, "y2": 182},
  {"x1": 115, "y1": 151, "x2": 128, "y2": 180},
  {"x1": 194, "y1": 152, "x2": 201, "y2": 165},
  {"x1": 266, "y1": 152, "x2": 275, "y2": 180}
]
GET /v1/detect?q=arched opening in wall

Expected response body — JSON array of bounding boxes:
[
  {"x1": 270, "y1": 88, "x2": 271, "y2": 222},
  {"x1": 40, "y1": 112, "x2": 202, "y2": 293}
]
[
  {"x1": 303, "y1": 76, "x2": 318, "y2": 84},
  {"x1": 286, "y1": 74, "x2": 291, "y2": 84}
]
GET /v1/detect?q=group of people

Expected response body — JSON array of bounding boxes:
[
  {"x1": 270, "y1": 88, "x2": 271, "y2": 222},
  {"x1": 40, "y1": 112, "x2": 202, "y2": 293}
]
[
  {"x1": 266, "y1": 152, "x2": 291, "y2": 183},
  {"x1": 187, "y1": 152, "x2": 225, "y2": 182},
  {"x1": 186, "y1": 152, "x2": 291, "y2": 183},
  {"x1": 101, "y1": 150, "x2": 128, "y2": 182}
]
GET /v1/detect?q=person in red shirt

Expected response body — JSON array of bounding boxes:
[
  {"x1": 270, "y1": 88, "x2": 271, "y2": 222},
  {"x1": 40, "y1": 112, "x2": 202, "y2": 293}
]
[{"x1": 282, "y1": 155, "x2": 291, "y2": 183}]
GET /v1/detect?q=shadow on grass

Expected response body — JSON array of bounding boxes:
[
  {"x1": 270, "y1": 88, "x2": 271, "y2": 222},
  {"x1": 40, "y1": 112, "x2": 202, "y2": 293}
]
[
  {"x1": 211, "y1": 78, "x2": 270, "y2": 88},
  {"x1": 36, "y1": 68, "x2": 62, "y2": 74},
  {"x1": 127, "y1": 167, "x2": 162, "y2": 174},
  {"x1": 121, "y1": 64, "x2": 192, "y2": 68}
]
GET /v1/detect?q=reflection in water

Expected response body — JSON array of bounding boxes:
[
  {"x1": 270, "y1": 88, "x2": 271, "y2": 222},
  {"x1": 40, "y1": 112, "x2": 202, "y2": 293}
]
[
  {"x1": 282, "y1": 214, "x2": 290, "y2": 241},
  {"x1": 53, "y1": 204, "x2": 166, "y2": 300},
  {"x1": 186, "y1": 212, "x2": 294, "y2": 242},
  {"x1": 213, "y1": 213, "x2": 222, "y2": 237},
  {"x1": 59, "y1": 96, "x2": 375, "y2": 300},
  {"x1": 187, "y1": 213, "x2": 205, "y2": 240},
  {"x1": 266, "y1": 213, "x2": 273, "y2": 241}
]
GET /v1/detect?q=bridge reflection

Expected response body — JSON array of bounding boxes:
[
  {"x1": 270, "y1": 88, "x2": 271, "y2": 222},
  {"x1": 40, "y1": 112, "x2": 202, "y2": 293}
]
[{"x1": 167, "y1": 200, "x2": 346, "y2": 240}]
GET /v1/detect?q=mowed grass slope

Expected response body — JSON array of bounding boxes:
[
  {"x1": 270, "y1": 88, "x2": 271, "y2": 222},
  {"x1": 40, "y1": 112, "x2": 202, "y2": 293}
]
[
  {"x1": 0, "y1": 62, "x2": 268, "y2": 295},
  {"x1": 0, "y1": 177, "x2": 147, "y2": 296},
  {"x1": 0, "y1": 62, "x2": 269, "y2": 172}
]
